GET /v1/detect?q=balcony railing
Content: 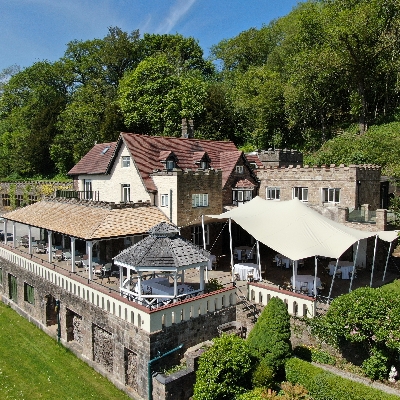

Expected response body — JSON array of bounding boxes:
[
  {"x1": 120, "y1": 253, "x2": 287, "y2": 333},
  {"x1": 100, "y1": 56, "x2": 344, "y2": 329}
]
[
  {"x1": 348, "y1": 208, "x2": 376, "y2": 224},
  {"x1": 56, "y1": 190, "x2": 100, "y2": 201}
]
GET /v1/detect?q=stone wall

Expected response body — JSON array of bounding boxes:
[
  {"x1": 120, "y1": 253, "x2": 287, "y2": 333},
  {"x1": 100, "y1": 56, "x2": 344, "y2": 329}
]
[
  {"x1": 0, "y1": 256, "x2": 237, "y2": 400},
  {"x1": 257, "y1": 164, "x2": 381, "y2": 210},
  {"x1": 254, "y1": 148, "x2": 303, "y2": 168},
  {"x1": 0, "y1": 181, "x2": 73, "y2": 211}
]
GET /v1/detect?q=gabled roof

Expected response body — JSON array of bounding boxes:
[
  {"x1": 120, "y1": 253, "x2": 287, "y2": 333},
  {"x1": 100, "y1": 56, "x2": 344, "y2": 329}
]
[
  {"x1": 120, "y1": 133, "x2": 241, "y2": 192},
  {"x1": 4, "y1": 198, "x2": 169, "y2": 241},
  {"x1": 68, "y1": 142, "x2": 118, "y2": 176},
  {"x1": 234, "y1": 179, "x2": 256, "y2": 189}
]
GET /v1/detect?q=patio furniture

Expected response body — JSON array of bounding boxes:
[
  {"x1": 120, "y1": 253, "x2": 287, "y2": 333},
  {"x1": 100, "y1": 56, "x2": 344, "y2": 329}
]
[
  {"x1": 234, "y1": 263, "x2": 260, "y2": 281},
  {"x1": 36, "y1": 243, "x2": 46, "y2": 254},
  {"x1": 54, "y1": 250, "x2": 63, "y2": 262}
]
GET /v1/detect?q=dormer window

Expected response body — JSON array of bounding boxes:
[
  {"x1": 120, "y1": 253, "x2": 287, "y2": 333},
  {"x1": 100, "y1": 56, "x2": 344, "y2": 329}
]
[
  {"x1": 200, "y1": 160, "x2": 209, "y2": 169},
  {"x1": 166, "y1": 160, "x2": 175, "y2": 170}
]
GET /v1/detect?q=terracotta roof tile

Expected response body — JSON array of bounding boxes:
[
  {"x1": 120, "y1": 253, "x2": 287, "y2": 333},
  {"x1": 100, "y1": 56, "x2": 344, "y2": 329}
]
[
  {"x1": 4, "y1": 199, "x2": 169, "y2": 240},
  {"x1": 234, "y1": 179, "x2": 256, "y2": 188},
  {"x1": 121, "y1": 133, "x2": 241, "y2": 191},
  {"x1": 68, "y1": 142, "x2": 118, "y2": 175}
]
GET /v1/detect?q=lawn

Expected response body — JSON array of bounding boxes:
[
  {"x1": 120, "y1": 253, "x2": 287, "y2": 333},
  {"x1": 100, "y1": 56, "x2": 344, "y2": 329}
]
[{"x1": 0, "y1": 302, "x2": 133, "y2": 400}]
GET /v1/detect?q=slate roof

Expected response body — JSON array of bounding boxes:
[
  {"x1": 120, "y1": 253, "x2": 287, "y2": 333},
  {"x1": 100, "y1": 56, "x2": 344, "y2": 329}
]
[
  {"x1": 4, "y1": 198, "x2": 169, "y2": 240},
  {"x1": 114, "y1": 222, "x2": 210, "y2": 269},
  {"x1": 69, "y1": 133, "x2": 242, "y2": 193},
  {"x1": 68, "y1": 142, "x2": 119, "y2": 175}
]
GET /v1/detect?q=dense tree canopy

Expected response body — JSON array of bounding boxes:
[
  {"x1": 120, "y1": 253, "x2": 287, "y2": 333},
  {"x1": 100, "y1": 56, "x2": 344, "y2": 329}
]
[{"x1": 1, "y1": 0, "x2": 400, "y2": 178}]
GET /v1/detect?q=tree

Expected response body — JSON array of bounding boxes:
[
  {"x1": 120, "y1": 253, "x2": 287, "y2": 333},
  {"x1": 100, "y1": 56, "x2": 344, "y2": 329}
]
[
  {"x1": 247, "y1": 297, "x2": 292, "y2": 376},
  {"x1": 118, "y1": 54, "x2": 207, "y2": 136},
  {"x1": 193, "y1": 334, "x2": 253, "y2": 400}
]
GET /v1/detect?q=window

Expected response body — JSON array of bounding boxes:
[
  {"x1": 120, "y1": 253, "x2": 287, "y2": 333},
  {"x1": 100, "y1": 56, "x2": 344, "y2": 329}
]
[
  {"x1": 249, "y1": 162, "x2": 257, "y2": 170},
  {"x1": 232, "y1": 190, "x2": 252, "y2": 205},
  {"x1": 24, "y1": 283, "x2": 35, "y2": 304},
  {"x1": 191, "y1": 225, "x2": 209, "y2": 246},
  {"x1": 121, "y1": 156, "x2": 130, "y2": 168},
  {"x1": 266, "y1": 187, "x2": 280, "y2": 200},
  {"x1": 293, "y1": 187, "x2": 308, "y2": 202},
  {"x1": 200, "y1": 160, "x2": 209, "y2": 169},
  {"x1": 322, "y1": 188, "x2": 340, "y2": 203},
  {"x1": 84, "y1": 179, "x2": 92, "y2": 200},
  {"x1": 236, "y1": 165, "x2": 244, "y2": 174},
  {"x1": 166, "y1": 160, "x2": 175, "y2": 170},
  {"x1": 121, "y1": 184, "x2": 130, "y2": 202},
  {"x1": 161, "y1": 194, "x2": 169, "y2": 207},
  {"x1": 8, "y1": 274, "x2": 17, "y2": 302},
  {"x1": 192, "y1": 194, "x2": 209, "y2": 207}
]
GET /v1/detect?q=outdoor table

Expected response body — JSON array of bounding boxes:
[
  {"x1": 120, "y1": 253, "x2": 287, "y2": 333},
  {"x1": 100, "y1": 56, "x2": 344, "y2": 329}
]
[
  {"x1": 291, "y1": 275, "x2": 321, "y2": 296},
  {"x1": 328, "y1": 261, "x2": 354, "y2": 279},
  {"x1": 234, "y1": 263, "x2": 260, "y2": 281}
]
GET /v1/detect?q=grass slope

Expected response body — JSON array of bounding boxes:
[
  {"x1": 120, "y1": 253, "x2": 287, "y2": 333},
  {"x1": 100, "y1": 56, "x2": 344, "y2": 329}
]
[{"x1": 0, "y1": 302, "x2": 132, "y2": 400}]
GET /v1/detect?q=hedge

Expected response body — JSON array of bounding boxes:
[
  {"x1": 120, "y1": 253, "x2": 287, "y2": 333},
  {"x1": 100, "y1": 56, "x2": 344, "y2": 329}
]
[{"x1": 285, "y1": 358, "x2": 400, "y2": 400}]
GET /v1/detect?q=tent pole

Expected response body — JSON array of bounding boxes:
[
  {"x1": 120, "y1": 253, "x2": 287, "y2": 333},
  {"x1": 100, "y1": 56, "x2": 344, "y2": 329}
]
[
  {"x1": 328, "y1": 259, "x2": 339, "y2": 300},
  {"x1": 383, "y1": 241, "x2": 393, "y2": 282},
  {"x1": 292, "y1": 261, "x2": 296, "y2": 293},
  {"x1": 229, "y1": 218, "x2": 234, "y2": 282},
  {"x1": 314, "y1": 256, "x2": 318, "y2": 299},
  {"x1": 201, "y1": 215, "x2": 208, "y2": 282},
  {"x1": 370, "y1": 235, "x2": 378, "y2": 287},
  {"x1": 257, "y1": 240, "x2": 261, "y2": 281},
  {"x1": 349, "y1": 240, "x2": 359, "y2": 293}
]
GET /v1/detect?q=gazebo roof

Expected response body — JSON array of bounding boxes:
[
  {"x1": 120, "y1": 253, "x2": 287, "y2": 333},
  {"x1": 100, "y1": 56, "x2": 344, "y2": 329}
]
[{"x1": 114, "y1": 222, "x2": 210, "y2": 269}]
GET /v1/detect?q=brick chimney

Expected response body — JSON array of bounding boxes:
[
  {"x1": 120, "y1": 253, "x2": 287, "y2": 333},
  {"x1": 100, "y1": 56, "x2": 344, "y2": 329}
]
[{"x1": 182, "y1": 118, "x2": 194, "y2": 138}]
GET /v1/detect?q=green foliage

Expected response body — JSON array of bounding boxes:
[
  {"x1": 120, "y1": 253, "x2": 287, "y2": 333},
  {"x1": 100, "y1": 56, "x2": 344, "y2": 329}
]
[
  {"x1": 247, "y1": 297, "x2": 292, "y2": 374},
  {"x1": 251, "y1": 358, "x2": 276, "y2": 388},
  {"x1": 206, "y1": 277, "x2": 224, "y2": 292},
  {"x1": 193, "y1": 334, "x2": 253, "y2": 400},
  {"x1": 285, "y1": 357, "x2": 400, "y2": 400},
  {"x1": 309, "y1": 286, "x2": 400, "y2": 379},
  {"x1": 389, "y1": 196, "x2": 400, "y2": 226},
  {"x1": 361, "y1": 347, "x2": 390, "y2": 381},
  {"x1": 293, "y1": 345, "x2": 336, "y2": 366}
]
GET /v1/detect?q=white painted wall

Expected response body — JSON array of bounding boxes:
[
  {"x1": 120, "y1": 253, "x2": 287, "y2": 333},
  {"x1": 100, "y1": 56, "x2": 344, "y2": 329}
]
[{"x1": 78, "y1": 143, "x2": 151, "y2": 203}]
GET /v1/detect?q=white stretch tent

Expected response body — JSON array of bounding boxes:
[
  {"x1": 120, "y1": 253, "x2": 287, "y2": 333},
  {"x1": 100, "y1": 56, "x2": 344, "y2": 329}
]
[{"x1": 207, "y1": 196, "x2": 397, "y2": 260}]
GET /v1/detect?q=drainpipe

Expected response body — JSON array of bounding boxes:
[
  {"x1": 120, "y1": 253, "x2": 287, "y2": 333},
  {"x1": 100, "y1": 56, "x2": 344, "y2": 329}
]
[{"x1": 147, "y1": 343, "x2": 183, "y2": 400}]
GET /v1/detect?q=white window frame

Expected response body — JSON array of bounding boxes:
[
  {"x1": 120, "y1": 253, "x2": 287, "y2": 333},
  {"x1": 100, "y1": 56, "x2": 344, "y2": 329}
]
[
  {"x1": 121, "y1": 184, "x2": 130, "y2": 202},
  {"x1": 293, "y1": 187, "x2": 308, "y2": 202},
  {"x1": 84, "y1": 179, "x2": 92, "y2": 200},
  {"x1": 322, "y1": 188, "x2": 340, "y2": 203},
  {"x1": 121, "y1": 156, "x2": 130, "y2": 168},
  {"x1": 236, "y1": 165, "x2": 244, "y2": 174},
  {"x1": 232, "y1": 189, "x2": 253, "y2": 205},
  {"x1": 160, "y1": 194, "x2": 169, "y2": 207},
  {"x1": 191, "y1": 225, "x2": 209, "y2": 246},
  {"x1": 192, "y1": 193, "x2": 209, "y2": 208},
  {"x1": 266, "y1": 187, "x2": 280, "y2": 200},
  {"x1": 200, "y1": 160, "x2": 208, "y2": 169}
]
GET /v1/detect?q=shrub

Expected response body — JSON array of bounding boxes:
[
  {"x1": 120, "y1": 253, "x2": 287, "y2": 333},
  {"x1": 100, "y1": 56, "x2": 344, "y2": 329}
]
[
  {"x1": 293, "y1": 345, "x2": 336, "y2": 366},
  {"x1": 193, "y1": 334, "x2": 253, "y2": 400},
  {"x1": 285, "y1": 357, "x2": 400, "y2": 400},
  {"x1": 362, "y1": 348, "x2": 390, "y2": 381},
  {"x1": 252, "y1": 358, "x2": 275, "y2": 389},
  {"x1": 247, "y1": 297, "x2": 292, "y2": 375}
]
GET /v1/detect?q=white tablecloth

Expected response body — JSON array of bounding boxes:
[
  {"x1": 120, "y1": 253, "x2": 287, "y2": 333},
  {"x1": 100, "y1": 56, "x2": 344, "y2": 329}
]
[
  {"x1": 328, "y1": 261, "x2": 355, "y2": 279},
  {"x1": 234, "y1": 263, "x2": 260, "y2": 281},
  {"x1": 291, "y1": 275, "x2": 321, "y2": 296},
  {"x1": 135, "y1": 279, "x2": 193, "y2": 299}
]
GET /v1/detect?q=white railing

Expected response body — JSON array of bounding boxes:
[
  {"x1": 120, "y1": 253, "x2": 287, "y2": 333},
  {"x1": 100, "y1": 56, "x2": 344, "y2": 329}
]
[
  {"x1": 248, "y1": 283, "x2": 316, "y2": 318},
  {"x1": 0, "y1": 246, "x2": 237, "y2": 332}
]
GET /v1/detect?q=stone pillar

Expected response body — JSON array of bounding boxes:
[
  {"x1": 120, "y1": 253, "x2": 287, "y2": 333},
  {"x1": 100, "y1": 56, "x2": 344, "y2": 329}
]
[
  {"x1": 361, "y1": 204, "x2": 371, "y2": 222},
  {"x1": 376, "y1": 209, "x2": 387, "y2": 231},
  {"x1": 337, "y1": 206, "x2": 349, "y2": 224}
]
